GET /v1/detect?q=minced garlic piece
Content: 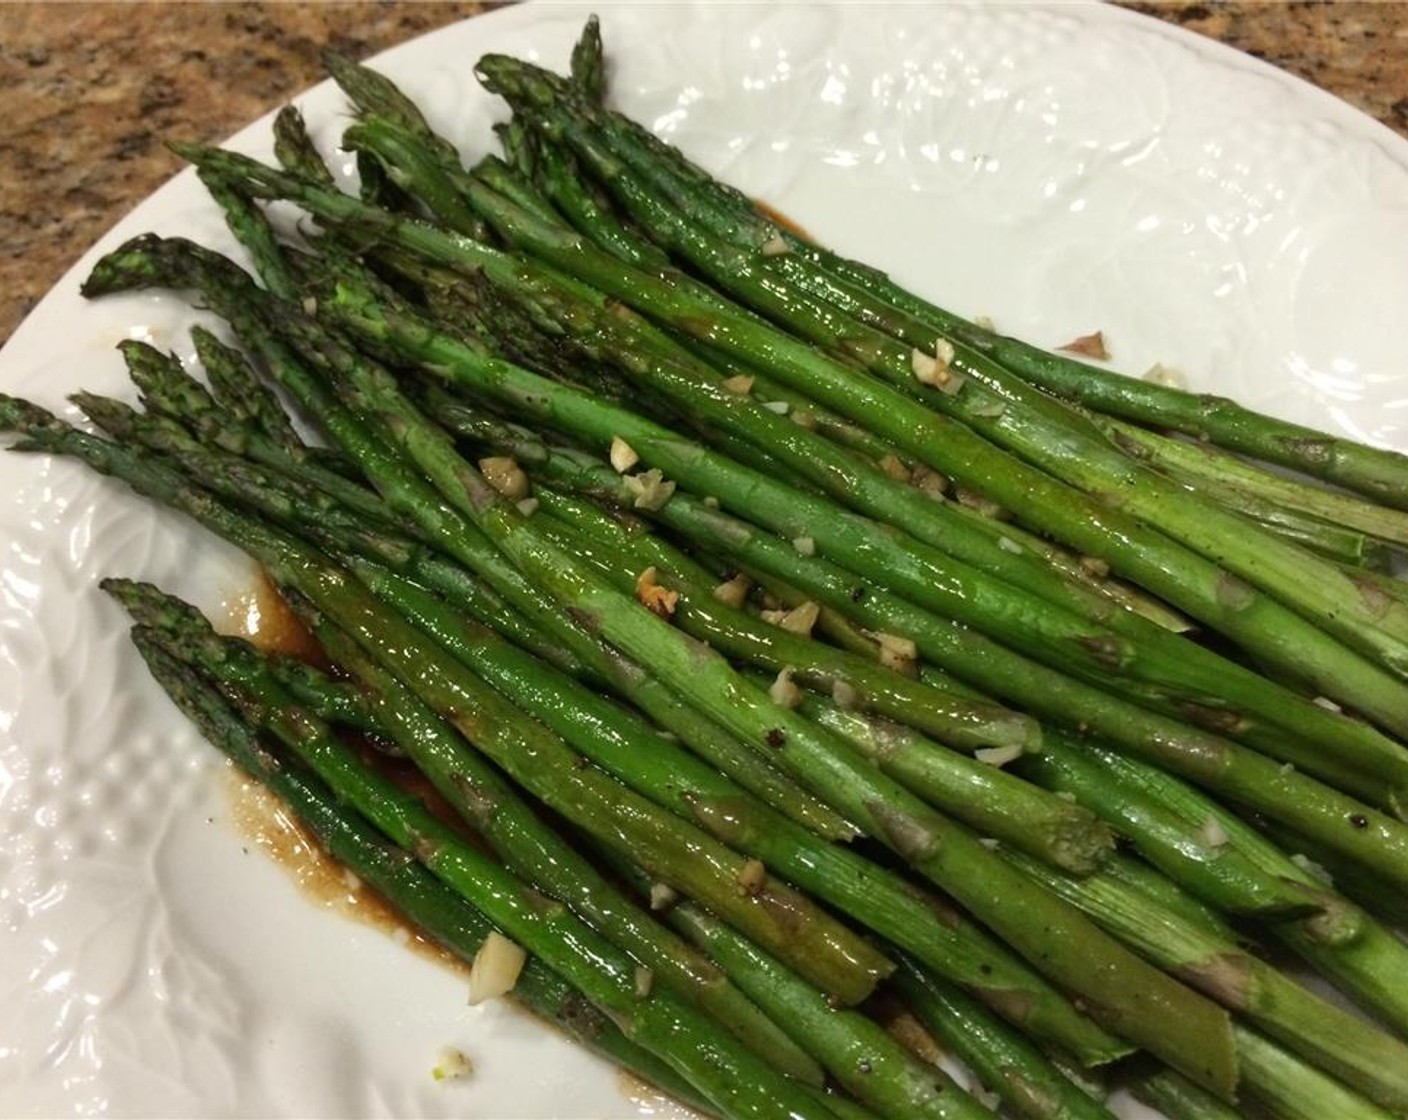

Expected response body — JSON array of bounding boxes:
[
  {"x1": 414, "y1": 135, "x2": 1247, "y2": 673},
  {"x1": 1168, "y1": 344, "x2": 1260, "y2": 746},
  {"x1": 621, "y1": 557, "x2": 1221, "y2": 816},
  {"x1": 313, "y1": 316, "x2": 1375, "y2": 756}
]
[
  {"x1": 722, "y1": 374, "x2": 755, "y2": 395},
  {"x1": 610, "y1": 436, "x2": 639, "y2": 473},
  {"x1": 831, "y1": 679, "x2": 860, "y2": 710},
  {"x1": 911, "y1": 463, "x2": 948, "y2": 499},
  {"x1": 877, "y1": 453, "x2": 911, "y2": 483},
  {"x1": 713, "y1": 572, "x2": 752, "y2": 608},
  {"x1": 478, "y1": 456, "x2": 530, "y2": 501},
  {"x1": 1078, "y1": 556, "x2": 1111, "y2": 578},
  {"x1": 466, "y1": 932, "x2": 526, "y2": 1005},
  {"x1": 649, "y1": 882, "x2": 679, "y2": 911},
  {"x1": 432, "y1": 1046, "x2": 474, "y2": 1082},
  {"x1": 635, "y1": 566, "x2": 679, "y2": 618},
  {"x1": 792, "y1": 536, "x2": 815, "y2": 556},
  {"x1": 623, "y1": 468, "x2": 675, "y2": 511},
  {"x1": 762, "y1": 600, "x2": 820, "y2": 637},
  {"x1": 913, "y1": 339, "x2": 964, "y2": 394},
  {"x1": 769, "y1": 667, "x2": 802, "y2": 709},
  {"x1": 1197, "y1": 816, "x2": 1229, "y2": 849},
  {"x1": 1143, "y1": 363, "x2": 1186, "y2": 389},
  {"x1": 760, "y1": 234, "x2": 789, "y2": 257},
  {"x1": 875, "y1": 631, "x2": 918, "y2": 674},
  {"x1": 975, "y1": 744, "x2": 1024, "y2": 768},
  {"x1": 1058, "y1": 331, "x2": 1109, "y2": 361},
  {"x1": 736, "y1": 859, "x2": 768, "y2": 895}
]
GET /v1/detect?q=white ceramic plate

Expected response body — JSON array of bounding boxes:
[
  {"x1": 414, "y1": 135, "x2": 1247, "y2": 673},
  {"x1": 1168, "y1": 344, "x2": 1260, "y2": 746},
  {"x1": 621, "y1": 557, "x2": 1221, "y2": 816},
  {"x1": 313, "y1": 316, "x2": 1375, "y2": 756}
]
[{"x1": 3, "y1": 3, "x2": 1407, "y2": 1116}]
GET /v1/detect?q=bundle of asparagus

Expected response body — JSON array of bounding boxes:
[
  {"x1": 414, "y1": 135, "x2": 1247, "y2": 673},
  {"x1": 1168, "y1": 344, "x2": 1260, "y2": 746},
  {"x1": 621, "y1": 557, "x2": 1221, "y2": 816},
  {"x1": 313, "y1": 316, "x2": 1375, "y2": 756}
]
[{"x1": 6, "y1": 16, "x2": 1408, "y2": 1119}]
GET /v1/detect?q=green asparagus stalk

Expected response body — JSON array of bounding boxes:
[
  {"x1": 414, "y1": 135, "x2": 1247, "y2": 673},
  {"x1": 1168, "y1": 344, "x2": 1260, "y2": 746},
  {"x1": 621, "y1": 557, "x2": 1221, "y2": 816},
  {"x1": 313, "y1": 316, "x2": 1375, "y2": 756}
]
[
  {"x1": 10, "y1": 383, "x2": 884, "y2": 1012},
  {"x1": 1103, "y1": 417, "x2": 1408, "y2": 551},
  {"x1": 73, "y1": 401, "x2": 1126, "y2": 1064},
  {"x1": 1232, "y1": 1027, "x2": 1394, "y2": 1120},
  {"x1": 622, "y1": 872, "x2": 994, "y2": 1120},
  {"x1": 1126, "y1": 1065, "x2": 1251, "y2": 1120},
  {"x1": 190, "y1": 326, "x2": 308, "y2": 456},
  {"x1": 505, "y1": 499, "x2": 1111, "y2": 873},
  {"x1": 448, "y1": 412, "x2": 1408, "y2": 894},
  {"x1": 126, "y1": 629, "x2": 722, "y2": 1118},
  {"x1": 140, "y1": 626, "x2": 832, "y2": 1120},
  {"x1": 411, "y1": 133, "x2": 1182, "y2": 632},
  {"x1": 272, "y1": 105, "x2": 338, "y2": 188},
  {"x1": 507, "y1": 468, "x2": 1408, "y2": 1030},
  {"x1": 1072, "y1": 746, "x2": 1408, "y2": 1037},
  {"x1": 80, "y1": 388, "x2": 858, "y2": 845},
  {"x1": 568, "y1": 14, "x2": 606, "y2": 103},
  {"x1": 893, "y1": 957, "x2": 1118, "y2": 1120},
  {"x1": 495, "y1": 117, "x2": 539, "y2": 183},
  {"x1": 465, "y1": 64, "x2": 1408, "y2": 716},
  {"x1": 409, "y1": 241, "x2": 1408, "y2": 798},
  {"x1": 172, "y1": 140, "x2": 1408, "y2": 732},
  {"x1": 198, "y1": 166, "x2": 300, "y2": 299},
  {"x1": 242, "y1": 283, "x2": 1241, "y2": 1096},
  {"x1": 422, "y1": 350, "x2": 1402, "y2": 817},
  {"x1": 105, "y1": 576, "x2": 829, "y2": 1085},
  {"x1": 1006, "y1": 846, "x2": 1408, "y2": 1112},
  {"x1": 81, "y1": 225, "x2": 1206, "y2": 1080},
  {"x1": 469, "y1": 153, "x2": 564, "y2": 225},
  {"x1": 494, "y1": 54, "x2": 1408, "y2": 512},
  {"x1": 320, "y1": 286, "x2": 1397, "y2": 815}
]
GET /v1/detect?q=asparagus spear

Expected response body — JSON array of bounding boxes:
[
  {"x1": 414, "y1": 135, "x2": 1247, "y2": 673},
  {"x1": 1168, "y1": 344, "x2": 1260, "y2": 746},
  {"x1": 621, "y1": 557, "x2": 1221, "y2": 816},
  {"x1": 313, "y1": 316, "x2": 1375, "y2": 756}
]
[
  {"x1": 190, "y1": 326, "x2": 308, "y2": 456},
  {"x1": 67, "y1": 385, "x2": 1130, "y2": 1064},
  {"x1": 1231, "y1": 1028, "x2": 1394, "y2": 1120},
  {"x1": 1005, "y1": 847, "x2": 1408, "y2": 1113},
  {"x1": 512, "y1": 473, "x2": 1408, "y2": 1028},
  {"x1": 492, "y1": 53, "x2": 1408, "y2": 511},
  {"x1": 1127, "y1": 1066, "x2": 1254, "y2": 1120},
  {"x1": 105, "y1": 581, "x2": 830, "y2": 1086},
  {"x1": 178, "y1": 137, "x2": 1408, "y2": 741},
  {"x1": 405, "y1": 236, "x2": 1408, "y2": 798},
  {"x1": 504, "y1": 466, "x2": 1408, "y2": 1027},
  {"x1": 893, "y1": 957, "x2": 1118, "y2": 1120},
  {"x1": 618, "y1": 868, "x2": 994, "y2": 1120},
  {"x1": 304, "y1": 271, "x2": 1408, "y2": 817},
  {"x1": 447, "y1": 411, "x2": 1408, "y2": 893},
  {"x1": 567, "y1": 14, "x2": 606, "y2": 103},
  {"x1": 235, "y1": 279, "x2": 1240, "y2": 1095},
  {"x1": 462, "y1": 63, "x2": 1408, "y2": 718},
  {"x1": 9, "y1": 385, "x2": 884, "y2": 1011},
  {"x1": 272, "y1": 104, "x2": 337, "y2": 188},
  {"x1": 77, "y1": 229, "x2": 1218, "y2": 1085},
  {"x1": 507, "y1": 500, "x2": 1113, "y2": 874},
  {"x1": 78, "y1": 380, "x2": 859, "y2": 845},
  {"x1": 135, "y1": 626, "x2": 832, "y2": 1120},
  {"x1": 126, "y1": 629, "x2": 722, "y2": 1118}
]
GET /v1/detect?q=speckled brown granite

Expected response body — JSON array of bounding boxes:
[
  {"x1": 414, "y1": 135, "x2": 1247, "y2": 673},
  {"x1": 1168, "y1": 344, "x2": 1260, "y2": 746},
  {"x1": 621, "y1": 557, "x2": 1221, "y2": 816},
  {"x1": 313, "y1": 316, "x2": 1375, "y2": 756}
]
[{"x1": 2, "y1": 1, "x2": 1405, "y2": 347}]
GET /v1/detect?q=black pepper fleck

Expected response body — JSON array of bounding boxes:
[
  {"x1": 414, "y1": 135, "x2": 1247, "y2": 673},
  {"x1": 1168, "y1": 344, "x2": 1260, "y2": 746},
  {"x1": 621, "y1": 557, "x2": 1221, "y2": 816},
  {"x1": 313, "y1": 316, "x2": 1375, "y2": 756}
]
[
  {"x1": 1350, "y1": 814, "x2": 1369, "y2": 829},
  {"x1": 765, "y1": 728, "x2": 786, "y2": 748},
  {"x1": 850, "y1": 585, "x2": 866, "y2": 602}
]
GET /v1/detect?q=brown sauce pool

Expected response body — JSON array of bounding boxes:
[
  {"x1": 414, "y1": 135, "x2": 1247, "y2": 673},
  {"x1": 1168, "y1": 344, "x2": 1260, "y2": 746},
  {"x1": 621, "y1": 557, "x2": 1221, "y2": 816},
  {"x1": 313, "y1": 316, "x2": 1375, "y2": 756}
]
[
  {"x1": 219, "y1": 569, "x2": 327, "y2": 666},
  {"x1": 217, "y1": 570, "x2": 465, "y2": 972},
  {"x1": 223, "y1": 768, "x2": 467, "y2": 976},
  {"x1": 754, "y1": 199, "x2": 812, "y2": 242}
]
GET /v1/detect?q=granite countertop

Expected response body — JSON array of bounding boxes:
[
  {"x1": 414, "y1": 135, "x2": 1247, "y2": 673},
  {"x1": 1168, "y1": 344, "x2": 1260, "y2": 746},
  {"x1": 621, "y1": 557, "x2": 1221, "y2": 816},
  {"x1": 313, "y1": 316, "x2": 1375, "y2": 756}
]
[{"x1": 1, "y1": 1, "x2": 1405, "y2": 347}]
